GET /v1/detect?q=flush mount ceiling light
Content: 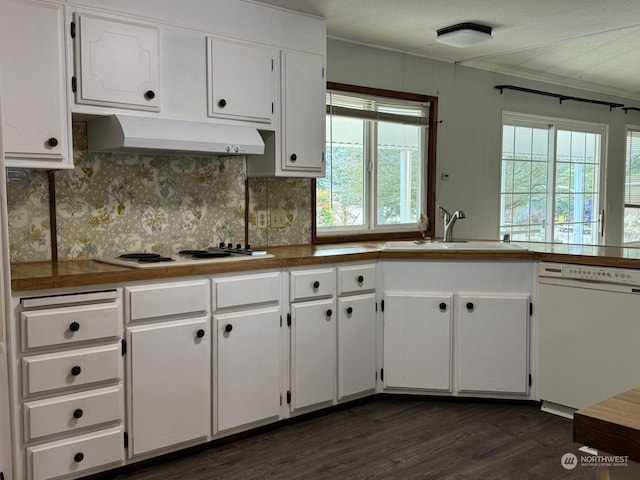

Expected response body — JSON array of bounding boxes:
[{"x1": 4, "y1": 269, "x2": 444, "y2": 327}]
[{"x1": 436, "y1": 22, "x2": 493, "y2": 48}]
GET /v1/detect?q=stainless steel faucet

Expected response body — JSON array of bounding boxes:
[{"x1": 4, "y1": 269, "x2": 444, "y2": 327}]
[{"x1": 439, "y1": 206, "x2": 466, "y2": 242}]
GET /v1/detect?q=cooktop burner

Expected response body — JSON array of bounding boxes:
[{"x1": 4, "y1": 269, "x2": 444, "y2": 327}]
[{"x1": 98, "y1": 244, "x2": 272, "y2": 269}]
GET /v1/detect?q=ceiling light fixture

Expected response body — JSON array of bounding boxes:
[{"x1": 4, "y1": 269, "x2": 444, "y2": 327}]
[{"x1": 436, "y1": 22, "x2": 493, "y2": 48}]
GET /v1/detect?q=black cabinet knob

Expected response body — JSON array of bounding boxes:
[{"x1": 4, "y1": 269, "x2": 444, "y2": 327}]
[
  {"x1": 70, "y1": 366, "x2": 82, "y2": 376},
  {"x1": 346, "y1": 306, "x2": 353, "y2": 314},
  {"x1": 290, "y1": 153, "x2": 297, "y2": 162},
  {"x1": 218, "y1": 98, "x2": 227, "y2": 108},
  {"x1": 73, "y1": 408, "x2": 84, "y2": 419},
  {"x1": 196, "y1": 329, "x2": 205, "y2": 338},
  {"x1": 326, "y1": 309, "x2": 333, "y2": 317},
  {"x1": 313, "y1": 280, "x2": 320, "y2": 289},
  {"x1": 69, "y1": 322, "x2": 80, "y2": 332},
  {"x1": 225, "y1": 324, "x2": 233, "y2": 333},
  {"x1": 74, "y1": 452, "x2": 84, "y2": 463},
  {"x1": 144, "y1": 90, "x2": 155, "y2": 100},
  {"x1": 47, "y1": 137, "x2": 59, "y2": 147},
  {"x1": 439, "y1": 302, "x2": 447, "y2": 311},
  {"x1": 357, "y1": 275, "x2": 364, "y2": 283},
  {"x1": 466, "y1": 302, "x2": 474, "y2": 311}
]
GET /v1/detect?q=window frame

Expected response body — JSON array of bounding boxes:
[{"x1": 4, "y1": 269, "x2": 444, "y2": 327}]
[
  {"x1": 312, "y1": 82, "x2": 438, "y2": 244},
  {"x1": 500, "y1": 112, "x2": 607, "y2": 245},
  {"x1": 623, "y1": 125, "x2": 640, "y2": 245}
]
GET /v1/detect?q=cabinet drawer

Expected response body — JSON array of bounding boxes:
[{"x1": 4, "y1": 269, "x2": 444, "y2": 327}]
[
  {"x1": 21, "y1": 303, "x2": 121, "y2": 351},
  {"x1": 126, "y1": 280, "x2": 209, "y2": 321},
  {"x1": 23, "y1": 344, "x2": 121, "y2": 396},
  {"x1": 24, "y1": 386, "x2": 122, "y2": 442},
  {"x1": 290, "y1": 268, "x2": 335, "y2": 301},
  {"x1": 27, "y1": 426, "x2": 124, "y2": 480},
  {"x1": 212, "y1": 272, "x2": 280, "y2": 310},
  {"x1": 337, "y1": 264, "x2": 376, "y2": 295}
]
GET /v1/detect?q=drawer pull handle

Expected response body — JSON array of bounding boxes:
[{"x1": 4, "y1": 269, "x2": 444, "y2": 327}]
[
  {"x1": 218, "y1": 98, "x2": 227, "y2": 108},
  {"x1": 357, "y1": 275, "x2": 364, "y2": 283},
  {"x1": 73, "y1": 408, "x2": 84, "y2": 419},
  {"x1": 74, "y1": 452, "x2": 84, "y2": 463},
  {"x1": 70, "y1": 365, "x2": 82, "y2": 376},
  {"x1": 144, "y1": 90, "x2": 155, "y2": 100},
  {"x1": 346, "y1": 306, "x2": 353, "y2": 315},
  {"x1": 47, "y1": 137, "x2": 59, "y2": 147},
  {"x1": 69, "y1": 322, "x2": 80, "y2": 332},
  {"x1": 290, "y1": 153, "x2": 297, "y2": 162},
  {"x1": 196, "y1": 329, "x2": 206, "y2": 338},
  {"x1": 439, "y1": 302, "x2": 447, "y2": 311},
  {"x1": 466, "y1": 302, "x2": 474, "y2": 311},
  {"x1": 225, "y1": 324, "x2": 233, "y2": 333},
  {"x1": 326, "y1": 309, "x2": 333, "y2": 317},
  {"x1": 313, "y1": 280, "x2": 320, "y2": 289}
]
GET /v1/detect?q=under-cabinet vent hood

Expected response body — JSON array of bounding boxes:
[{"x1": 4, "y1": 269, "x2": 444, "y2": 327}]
[{"x1": 87, "y1": 115, "x2": 264, "y2": 156}]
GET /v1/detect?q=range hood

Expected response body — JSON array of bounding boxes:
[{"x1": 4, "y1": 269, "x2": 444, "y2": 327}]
[{"x1": 87, "y1": 115, "x2": 264, "y2": 156}]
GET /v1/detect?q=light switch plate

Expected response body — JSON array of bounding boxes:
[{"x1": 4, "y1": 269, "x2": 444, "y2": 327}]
[{"x1": 271, "y1": 210, "x2": 288, "y2": 228}]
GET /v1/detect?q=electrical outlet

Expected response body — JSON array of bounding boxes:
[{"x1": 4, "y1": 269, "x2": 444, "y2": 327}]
[
  {"x1": 271, "y1": 209, "x2": 288, "y2": 228},
  {"x1": 257, "y1": 210, "x2": 268, "y2": 229}
]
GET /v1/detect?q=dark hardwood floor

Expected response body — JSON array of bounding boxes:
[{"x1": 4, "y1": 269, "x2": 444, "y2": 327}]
[{"x1": 107, "y1": 397, "x2": 595, "y2": 480}]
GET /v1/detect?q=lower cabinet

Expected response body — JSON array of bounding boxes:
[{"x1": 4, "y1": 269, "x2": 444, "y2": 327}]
[
  {"x1": 126, "y1": 316, "x2": 210, "y2": 456},
  {"x1": 215, "y1": 307, "x2": 281, "y2": 432},
  {"x1": 337, "y1": 293, "x2": 376, "y2": 399},
  {"x1": 383, "y1": 293, "x2": 453, "y2": 392},
  {"x1": 290, "y1": 298, "x2": 336, "y2": 412},
  {"x1": 457, "y1": 294, "x2": 529, "y2": 394}
]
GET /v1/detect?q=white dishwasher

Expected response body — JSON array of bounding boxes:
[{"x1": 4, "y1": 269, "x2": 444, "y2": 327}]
[{"x1": 537, "y1": 262, "x2": 640, "y2": 417}]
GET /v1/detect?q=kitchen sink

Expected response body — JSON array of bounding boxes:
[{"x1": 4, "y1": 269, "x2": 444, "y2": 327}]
[{"x1": 383, "y1": 240, "x2": 525, "y2": 251}]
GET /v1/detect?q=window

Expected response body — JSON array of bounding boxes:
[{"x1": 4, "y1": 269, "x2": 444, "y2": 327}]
[
  {"x1": 500, "y1": 113, "x2": 605, "y2": 245},
  {"x1": 624, "y1": 127, "x2": 640, "y2": 244},
  {"x1": 314, "y1": 83, "x2": 437, "y2": 241}
]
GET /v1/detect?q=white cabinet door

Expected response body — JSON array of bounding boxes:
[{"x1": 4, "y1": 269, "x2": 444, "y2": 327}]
[
  {"x1": 457, "y1": 294, "x2": 529, "y2": 394},
  {"x1": 215, "y1": 307, "x2": 281, "y2": 432},
  {"x1": 290, "y1": 298, "x2": 336, "y2": 412},
  {"x1": 280, "y1": 49, "x2": 325, "y2": 175},
  {"x1": 207, "y1": 36, "x2": 274, "y2": 123},
  {"x1": 0, "y1": 0, "x2": 71, "y2": 169},
  {"x1": 338, "y1": 294, "x2": 376, "y2": 400},
  {"x1": 383, "y1": 293, "x2": 453, "y2": 392},
  {"x1": 74, "y1": 14, "x2": 160, "y2": 111},
  {"x1": 127, "y1": 316, "x2": 210, "y2": 456}
]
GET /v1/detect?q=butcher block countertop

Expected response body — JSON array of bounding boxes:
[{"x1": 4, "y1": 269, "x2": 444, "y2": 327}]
[
  {"x1": 10, "y1": 241, "x2": 640, "y2": 292},
  {"x1": 574, "y1": 387, "x2": 640, "y2": 462}
]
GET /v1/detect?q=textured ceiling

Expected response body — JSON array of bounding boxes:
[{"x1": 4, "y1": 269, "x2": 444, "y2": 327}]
[{"x1": 252, "y1": 0, "x2": 640, "y2": 100}]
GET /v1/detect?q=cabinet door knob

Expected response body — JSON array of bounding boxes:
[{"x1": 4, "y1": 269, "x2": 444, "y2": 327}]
[
  {"x1": 439, "y1": 302, "x2": 447, "y2": 311},
  {"x1": 218, "y1": 98, "x2": 227, "y2": 108},
  {"x1": 70, "y1": 365, "x2": 82, "y2": 376},
  {"x1": 224, "y1": 324, "x2": 233, "y2": 333},
  {"x1": 313, "y1": 280, "x2": 320, "y2": 289},
  {"x1": 74, "y1": 452, "x2": 84, "y2": 463},
  {"x1": 196, "y1": 329, "x2": 205, "y2": 338},
  {"x1": 326, "y1": 309, "x2": 333, "y2": 317},
  {"x1": 144, "y1": 90, "x2": 156, "y2": 100},
  {"x1": 346, "y1": 306, "x2": 353, "y2": 314},
  {"x1": 357, "y1": 275, "x2": 364, "y2": 283},
  {"x1": 73, "y1": 408, "x2": 84, "y2": 419},
  {"x1": 466, "y1": 302, "x2": 474, "y2": 311},
  {"x1": 69, "y1": 322, "x2": 80, "y2": 332},
  {"x1": 47, "y1": 137, "x2": 59, "y2": 147},
  {"x1": 290, "y1": 153, "x2": 297, "y2": 162}
]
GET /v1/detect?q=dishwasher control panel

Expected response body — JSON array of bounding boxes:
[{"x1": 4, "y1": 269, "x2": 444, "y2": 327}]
[{"x1": 538, "y1": 262, "x2": 640, "y2": 286}]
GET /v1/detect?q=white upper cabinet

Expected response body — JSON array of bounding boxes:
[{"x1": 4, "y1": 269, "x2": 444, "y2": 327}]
[
  {"x1": 73, "y1": 13, "x2": 160, "y2": 111},
  {"x1": 207, "y1": 36, "x2": 274, "y2": 124},
  {"x1": 0, "y1": 0, "x2": 71, "y2": 169}
]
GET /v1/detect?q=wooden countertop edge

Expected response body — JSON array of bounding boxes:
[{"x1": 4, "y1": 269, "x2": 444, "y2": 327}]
[
  {"x1": 574, "y1": 387, "x2": 640, "y2": 462},
  {"x1": 11, "y1": 244, "x2": 640, "y2": 292}
]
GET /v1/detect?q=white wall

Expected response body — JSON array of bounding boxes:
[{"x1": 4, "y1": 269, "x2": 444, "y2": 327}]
[{"x1": 327, "y1": 38, "x2": 637, "y2": 244}]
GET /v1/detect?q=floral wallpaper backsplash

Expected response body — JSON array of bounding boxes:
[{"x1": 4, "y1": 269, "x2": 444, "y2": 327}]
[{"x1": 7, "y1": 122, "x2": 311, "y2": 262}]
